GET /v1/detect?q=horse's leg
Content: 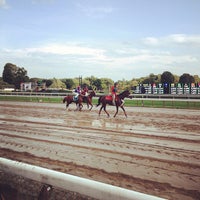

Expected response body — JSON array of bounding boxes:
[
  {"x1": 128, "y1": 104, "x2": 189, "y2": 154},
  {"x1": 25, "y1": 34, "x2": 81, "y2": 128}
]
[
  {"x1": 79, "y1": 103, "x2": 83, "y2": 111},
  {"x1": 96, "y1": 97, "x2": 102, "y2": 107},
  {"x1": 113, "y1": 105, "x2": 119, "y2": 117},
  {"x1": 99, "y1": 105, "x2": 109, "y2": 116},
  {"x1": 103, "y1": 105, "x2": 110, "y2": 117},
  {"x1": 120, "y1": 105, "x2": 127, "y2": 118},
  {"x1": 89, "y1": 103, "x2": 93, "y2": 111},
  {"x1": 99, "y1": 105, "x2": 109, "y2": 117},
  {"x1": 86, "y1": 98, "x2": 90, "y2": 109},
  {"x1": 99, "y1": 105, "x2": 103, "y2": 116},
  {"x1": 86, "y1": 101, "x2": 91, "y2": 110},
  {"x1": 88, "y1": 99, "x2": 93, "y2": 110},
  {"x1": 66, "y1": 103, "x2": 69, "y2": 110},
  {"x1": 77, "y1": 103, "x2": 81, "y2": 111},
  {"x1": 84, "y1": 97, "x2": 89, "y2": 109},
  {"x1": 120, "y1": 99, "x2": 125, "y2": 106},
  {"x1": 75, "y1": 103, "x2": 79, "y2": 111}
]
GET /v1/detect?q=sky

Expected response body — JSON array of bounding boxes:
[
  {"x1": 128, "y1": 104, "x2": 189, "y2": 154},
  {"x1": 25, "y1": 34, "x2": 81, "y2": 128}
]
[{"x1": 0, "y1": 0, "x2": 200, "y2": 81}]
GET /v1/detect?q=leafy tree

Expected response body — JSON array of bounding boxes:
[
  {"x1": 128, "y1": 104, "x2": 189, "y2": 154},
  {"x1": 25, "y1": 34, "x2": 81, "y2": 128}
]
[
  {"x1": 45, "y1": 79, "x2": 53, "y2": 88},
  {"x1": 72, "y1": 77, "x2": 82, "y2": 87},
  {"x1": 130, "y1": 79, "x2": 138, "y2": 90},
  {"x1": 91, "y1": 78, "x2": 102, "y2": 90},
  {"x1": 118, "y1": 79, "x2": 132, "y2": 91},
  {"x1": 193, "y1": 75, "x2": 200, "y2": 83},
  {"x1": 14, "y1": 67, "x2": 29, "y2": 89},
  {"x1": 173, "y1": 74, "x2": 180, "y2": 84},
  {"x1": 2, "y1": 63, "x2": 29, "y2": 89},
  {"x1": 0, "y1": 77, "x2": 14, "y2": 89},
  {"x1": 179, "y1": 73, "x2": 195, "y2": 84},
  {"x1": 161, "y1": 71, "x2": 174, "y2": 84},
  {"x1": 149, "y1": 73, "x2": 158, "y2": 84},
  {"x1": 161, "y1": 71, "x2": 174, "y2": 94},
  {"x1": 2, "y1": 63, "x2": 18, "y2": 84},
  {"x1": 85, "y1": 76, "x2": 96, "y2": 87},
  {"x1": 101, "y1": 78, "x2": 113, "y2": 92},
  {"x1": 81, "y1": 79, "x2": 90, "y2": 88},
  {"x1": 65, "y1": 78, "x2": 74, "y2": 89},
  {"x1": 49, "y1": 78, "x2": 66, "y2": 89},
  {"x1": 142, "y1": 73, "x2": 159, "y2": 84}
]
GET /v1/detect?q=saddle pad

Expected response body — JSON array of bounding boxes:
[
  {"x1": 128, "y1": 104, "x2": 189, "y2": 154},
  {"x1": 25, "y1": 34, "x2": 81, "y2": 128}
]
[{"x1": 105, "y1": 95, "x2": 113, "y2": 101}]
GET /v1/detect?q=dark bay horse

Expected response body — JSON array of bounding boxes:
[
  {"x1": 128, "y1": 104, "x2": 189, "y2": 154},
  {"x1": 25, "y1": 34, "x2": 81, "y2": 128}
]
[
  {"x1": 63, "y1": 94, "x2": 83, "y2": 111},
  {"x1": 82, "y1": 90, "x2": 96, "y2": 110},
  {"x1": 63, "y1": 90, "x2": 96, "y2": 111},
  {"x1": 96, "y1": 90, "x2": 130, "y2": 117}
]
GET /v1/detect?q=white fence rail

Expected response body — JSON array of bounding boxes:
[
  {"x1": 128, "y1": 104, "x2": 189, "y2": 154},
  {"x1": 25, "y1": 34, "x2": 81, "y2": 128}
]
[
  {"x1": 0, "y1": 91, "x2": 200, "y2": 99},
  {"x1": 0, "y1": 158, "x2": 166, "y2": 200}
]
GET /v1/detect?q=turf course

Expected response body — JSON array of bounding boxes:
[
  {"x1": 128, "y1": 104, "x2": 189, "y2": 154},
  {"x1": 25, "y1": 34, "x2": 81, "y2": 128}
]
[{"x1": 0, "y1": 95, "x2": 200, "y2": 109}]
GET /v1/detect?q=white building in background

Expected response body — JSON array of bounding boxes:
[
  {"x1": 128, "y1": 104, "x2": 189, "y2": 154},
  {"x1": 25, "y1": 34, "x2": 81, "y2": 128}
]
[
  {"x1": 20, "y1": 82, "x2": 46, "y2": 91},
  {"x1": 20, "y1": 82, "x2": 34, "y2": 91},
  {"x1": 3, "y1": 88, "x2": 15, "y2": 91}
]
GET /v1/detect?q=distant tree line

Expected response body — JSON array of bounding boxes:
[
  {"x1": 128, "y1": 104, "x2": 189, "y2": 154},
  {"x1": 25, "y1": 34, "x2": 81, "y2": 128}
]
[{"x1": 1, "y1": 63, "x2": 200, "y2": 92}]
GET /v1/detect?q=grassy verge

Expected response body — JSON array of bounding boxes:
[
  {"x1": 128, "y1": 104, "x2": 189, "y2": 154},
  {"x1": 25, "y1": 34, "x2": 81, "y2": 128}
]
[
  {"x1": 0, "y1": 95, "x2": 200, "y2": 109},
  {"x1": 0, "y1": 95, "x2": 63, "y2": 103},
  {"x1": 126, "y1": 99, "x2": 200, "y2": 109}
]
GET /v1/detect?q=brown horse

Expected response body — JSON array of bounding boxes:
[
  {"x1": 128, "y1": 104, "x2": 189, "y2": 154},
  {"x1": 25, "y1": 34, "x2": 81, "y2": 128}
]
[
  {"x1": 82, "y1": 90, "x2": 96, "y2": 110},
  {"x1": 63, "y1": 94, "x2": 83, "y2": 111},
  {"x1": 96, "y1": 90, "x2": 130, "y2": 117}
]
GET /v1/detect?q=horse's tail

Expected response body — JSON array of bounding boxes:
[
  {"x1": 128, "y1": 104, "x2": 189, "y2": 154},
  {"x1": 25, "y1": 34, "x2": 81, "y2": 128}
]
[
  {"x1": 63, "y1": 97, "x2": 66, "y2": 103},
  {"x1": 96, "y1": 96, "x2": 102, "y2": 107}
]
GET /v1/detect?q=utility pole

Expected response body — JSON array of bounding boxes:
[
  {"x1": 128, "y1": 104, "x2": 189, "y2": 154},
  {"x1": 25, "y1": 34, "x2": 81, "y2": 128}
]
[{"x1": 79, "y1": 76, "x2": 82, "y2": 88}]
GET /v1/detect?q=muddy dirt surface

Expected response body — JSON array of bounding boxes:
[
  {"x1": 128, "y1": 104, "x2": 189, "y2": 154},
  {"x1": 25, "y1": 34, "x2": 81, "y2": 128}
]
[{"x1": 0, "y1": 101, "x2": 200, "y2": 200}]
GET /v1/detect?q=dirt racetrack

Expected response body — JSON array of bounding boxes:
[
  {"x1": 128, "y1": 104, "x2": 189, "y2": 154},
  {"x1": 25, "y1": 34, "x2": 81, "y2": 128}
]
[{"x1": 0, "y1": 100, "x2": 200, "y2": 200}]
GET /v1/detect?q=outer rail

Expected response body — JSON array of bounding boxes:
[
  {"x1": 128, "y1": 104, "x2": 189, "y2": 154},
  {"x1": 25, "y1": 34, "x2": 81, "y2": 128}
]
[
  {"x1": 0, "y1": 157, "x2": 166, "y2": 200},
  {"x1": 0, "y1": 91, "x2": 200, "y2": 99}
]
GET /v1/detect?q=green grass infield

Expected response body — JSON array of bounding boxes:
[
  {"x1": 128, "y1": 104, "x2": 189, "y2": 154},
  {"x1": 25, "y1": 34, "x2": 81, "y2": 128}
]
[{"x1": 1, "y1": 95, "x2": 200, "y2": 109}]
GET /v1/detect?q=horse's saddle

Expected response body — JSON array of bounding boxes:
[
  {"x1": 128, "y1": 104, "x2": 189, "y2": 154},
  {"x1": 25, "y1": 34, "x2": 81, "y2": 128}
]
[{"x1": 105, "y1": 95, "x2": 118, "y2": 101}]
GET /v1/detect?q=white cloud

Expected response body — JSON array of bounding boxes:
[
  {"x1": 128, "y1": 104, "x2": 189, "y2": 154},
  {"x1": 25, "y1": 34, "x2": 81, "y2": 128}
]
[
  {"x1": 1, "y1": 34, "x2": 199, "y2": 79},
  {"x1": 3, "y1": 43, "x2": 105, "y2": 57},
  {"x1": 1, "y1": 43, "x2": 110, "y2": 67},
  {"x1": 168, "y1": 34, "x2": 200, "y2": 45},
  {"x1": 31, "y1": 0, "x2": 54, "y2": 4},
  {"x1": 104, "y1": 53, "x2": 197, "y2": 69},
  {"x1": 2, "y1": 40, "x2": 199, "y2": 67},
  {"x1": 0, "y1": 0, "x2": 8, "y2": 9},
  {"x1": 36, "y1": 43, "x2": 106, "y2": 56},
  {"x1": 142, "y1": 37, "x2": 159, "y2": 45},
  {"x1": 142, "y1": 34, "x2": 200, "y2": 46},
  {"x1": 75, "y1": 2, "x2": 114, "y2": 18}
]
